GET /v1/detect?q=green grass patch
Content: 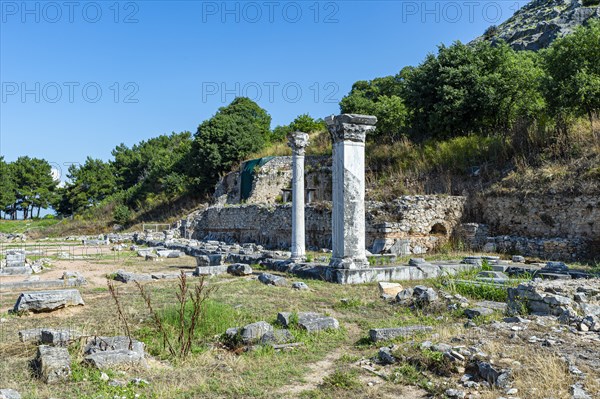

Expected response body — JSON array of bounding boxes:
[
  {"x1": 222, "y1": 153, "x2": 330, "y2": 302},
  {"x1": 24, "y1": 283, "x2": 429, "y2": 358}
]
[
  {"x1": 0, "y1": 219, "x2": 61, "y2": 234},
  {"x1": 321, "y1": 369, "x2": 361, "y2": 390},
  {"x1": 451, "y1": 281, "x2": 509, "y2": 302},
  {"x1": 136, "y1": 299, "x2": 251, "y2": 358}
]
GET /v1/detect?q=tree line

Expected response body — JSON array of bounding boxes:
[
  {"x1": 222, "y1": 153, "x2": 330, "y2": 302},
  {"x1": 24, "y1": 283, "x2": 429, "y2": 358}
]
[{"x1": 340, "y1": 20, "x2": 600, "y2": 142}]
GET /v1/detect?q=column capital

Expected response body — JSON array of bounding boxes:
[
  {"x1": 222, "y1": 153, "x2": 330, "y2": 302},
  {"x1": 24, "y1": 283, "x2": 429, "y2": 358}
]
[
  {"x1": 287, "y1": 131, "x2": 309, "y2": 155},
  {"x1": 325, "y1": 114, "x2": 377, "y2": 144}
]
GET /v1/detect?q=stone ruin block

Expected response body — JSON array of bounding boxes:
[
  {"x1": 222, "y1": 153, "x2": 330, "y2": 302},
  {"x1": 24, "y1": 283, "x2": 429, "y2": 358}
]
[
  {"x1": 33, "y1": 345, "x2": 71, "y2": 384},
  {"x1": 194, "y1": 265, "x2": 228, "y2": 276},
  {"x1": 12, "y1": 289, "x2": 85, "y2": 313},
  {"x1": 277, "y1": 312, "x2": 340, "y2": 332},
  {"x1": 369, "y1": 326, "x2": 433, "y2": 342},
  {"x1": 84, "y1": 336, "x2": 147, "y2": 369},
  {"x1": 195, "y1": 254, "x2": 224, "y2": 267}
]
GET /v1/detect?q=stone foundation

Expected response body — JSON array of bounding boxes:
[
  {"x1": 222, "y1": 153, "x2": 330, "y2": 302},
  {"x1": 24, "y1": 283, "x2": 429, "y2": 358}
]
[{"x1": 262, "y1": 259, "x2": 475, "y2": 284}]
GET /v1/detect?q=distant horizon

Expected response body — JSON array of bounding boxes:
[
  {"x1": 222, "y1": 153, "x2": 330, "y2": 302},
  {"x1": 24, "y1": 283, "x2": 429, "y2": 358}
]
[{"x1": 1, "y1": 0, "x2": 527, "y2": 185}]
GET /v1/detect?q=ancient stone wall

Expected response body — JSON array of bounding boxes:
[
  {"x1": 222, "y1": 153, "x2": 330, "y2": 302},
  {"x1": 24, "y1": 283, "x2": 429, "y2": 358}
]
[
  {"x1": 467, "y1": 194, "x2": 600, "y2": 260},
  {"x1": 213, "y1": 156, "x2": 332, "y2": 205},
  {"x1": 190, "y1": 196, "x2": 466, "y2": 254},
  {"x1": 475, "y1": 194, "x2": 599, "y2": 239}
]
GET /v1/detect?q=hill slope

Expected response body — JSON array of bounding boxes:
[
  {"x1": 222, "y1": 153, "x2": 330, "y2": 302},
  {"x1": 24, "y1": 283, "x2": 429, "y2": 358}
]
[{"x1": 475, "y1": 0, "x2": 599, "y2": 50}]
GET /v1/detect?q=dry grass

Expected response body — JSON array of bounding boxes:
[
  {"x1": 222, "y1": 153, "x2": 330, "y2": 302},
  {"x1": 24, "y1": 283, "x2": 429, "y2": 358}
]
[
  {"x1": 478, "y1": 335, "x2": 575, "y2": 399},
  {"x1": 510, "y1": 350, "x2": 573, "y2": 399}
]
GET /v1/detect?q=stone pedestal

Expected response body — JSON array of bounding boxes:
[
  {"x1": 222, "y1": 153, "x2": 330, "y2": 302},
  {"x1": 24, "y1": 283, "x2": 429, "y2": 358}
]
[
  {"x1": 326, "y1": 114, "x2": 377, "y2": 269},
  {"x1": 288, "y1": 131, "x2": 309, "y2": 261}
]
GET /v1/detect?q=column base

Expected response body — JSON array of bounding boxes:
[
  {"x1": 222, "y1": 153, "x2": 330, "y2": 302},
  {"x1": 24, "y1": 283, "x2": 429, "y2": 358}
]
[
  {"x1": 290, "y1": 255, "x2": 306, "y2": 263},
  {"x1": 328, "y1": 256, "x2": 370, "y2": 269}
]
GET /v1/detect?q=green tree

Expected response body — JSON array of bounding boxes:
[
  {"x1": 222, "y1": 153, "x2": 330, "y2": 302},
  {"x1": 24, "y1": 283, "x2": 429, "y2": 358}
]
[
  {"x1": 269, "y1": 114, "x2": 326, "y2": 143},
  {"x1": 289, "y1": 114, "x2": 325, "y2": 134},
  {"x1": 543, "y1": 20, "x2": 600, "y2": 131},
  {"x1": 191, "y1": 97, "x2": 271, "y2": 187},
  {"x1": 404, "y1": 41, "x2": 546, "y2": 139},
  {"x1": 0, "y1": 157, "x2": 17, "y2": 219},
  {"x1": 11, "y1": 156, "x2": 57, "y2": 219},
  {"x1": 340, "y1": 71, "x2": 410, "y2": 142},
  {"x1": 60, "y1": 157, "x2": 117, "y2": 214},
  {"x1": 111, "y1": 132, "x2": 193, "y2": 208}
]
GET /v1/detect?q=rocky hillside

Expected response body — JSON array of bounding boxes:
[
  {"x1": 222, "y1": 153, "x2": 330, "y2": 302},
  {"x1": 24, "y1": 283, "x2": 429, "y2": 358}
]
[{"x1": 475, "y1": 0, "x2": 599, "y2": 50}]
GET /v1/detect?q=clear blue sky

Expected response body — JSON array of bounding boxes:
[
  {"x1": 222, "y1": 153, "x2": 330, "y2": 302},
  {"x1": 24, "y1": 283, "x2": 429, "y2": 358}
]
[{"x1": 1, "y1": 0, "x2": 526, "y2": 181}]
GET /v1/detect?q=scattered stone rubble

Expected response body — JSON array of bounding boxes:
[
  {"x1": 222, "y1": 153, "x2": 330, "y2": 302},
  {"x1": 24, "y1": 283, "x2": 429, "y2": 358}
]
[
  {"x1": 508, "y1": 278, "x2": 600, "y2": 333},
  {"x1": 0, "y1": 249, "x2": 52, "y2": 276},
  {"x1": 225, "y1": 312, "x2": 340, "y2": 351}
]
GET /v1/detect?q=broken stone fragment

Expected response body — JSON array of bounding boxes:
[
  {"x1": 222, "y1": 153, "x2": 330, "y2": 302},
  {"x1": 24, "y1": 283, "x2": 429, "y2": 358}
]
[
  {"x1": 464, "y1": 307, "x2": 495, "y2": 319},
  {"x1": 227, "y1": 263, "x2": 253, "y2": 276},
  {"x1": 368, "y1": 326, "x2": 433, "y2": 342},
  {"x1": 378, "y1": 346, "x2": 397, "y2": 365},
  {"x1": 258, "y1": 273, "x2": 288, "y2": 287},
  {"x1": 445, "y1": 388, "x2": 466, "y2": 398},
  {"x1": 156, "y1": 250, "x2": 182, "y2": 258},
  {"x1": 260, "y1": 329, "x2": 294, "y2": 345},
  {"x1": 0, "y1": 389, "x2": 21, "y2": 399},
  {"x1": 291, "y1": 282, "x2": 309, "y2": 290},
  {"x1": 41, "y1": 329, "x2": 82, "y2": 346},
  {"x1": 240, "y1": 321, "x2": 273, "y2": 344},
  {"x1": 277, "y1": 312, "x2": 339, "y2": 332},
  {"x1": 195, "y1": 254, "x2": 224, "y2": 267},
  {"x1": 83, "y1": 336, "x2": 146, "y2": 369},
  {"x1": 12, "y1": 289, "x2": 84, "y2": 313},
  {"x1": 18, "y1": 328, "x2": 44, "y2": 343},
  {"x1": 477, "y1": 361, "x2": 510, "y2": 388},
  {"x1": 33, "y1": 345, "x2": 71, "y2": 384},
  {"x1": 413, "y1": 286, "x2": 438, "y2": 305},
  {"x1": 571, "y1": 383, "x2": 592, "y2": 399},
  {"x1": 395, "y1": 287, "x2": 413, "y2": 301},
  {"x1": 113, "y1": 270, "x2": 152, "y2": 284},
  {"x1": 378, "y1": 282, "x2": 403, "y2": 297}
]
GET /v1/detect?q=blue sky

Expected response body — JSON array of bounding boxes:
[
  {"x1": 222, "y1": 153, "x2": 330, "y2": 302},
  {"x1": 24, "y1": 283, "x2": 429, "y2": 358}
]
[{"x1": 0, "y1": 0, "x2": 526, "y2": 181}]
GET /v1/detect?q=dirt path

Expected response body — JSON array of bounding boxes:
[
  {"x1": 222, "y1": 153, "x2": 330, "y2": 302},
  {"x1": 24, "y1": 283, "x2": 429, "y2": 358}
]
[{"x1": 275, "y1": 347, "x2": 345, "y2": 396}]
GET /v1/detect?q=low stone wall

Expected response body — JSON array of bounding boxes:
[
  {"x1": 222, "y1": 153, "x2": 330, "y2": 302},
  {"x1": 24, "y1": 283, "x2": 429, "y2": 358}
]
[
  {"x1": 191, "y1": 196, "x2": 467, "y2": 254},
  {"x1": 460, "y1": 193, "x2": 600, "y2": 260},
  {"x1": 487, "y1": 235, "x2": 588, "y2": 261},
  {"x1": 476, "y1": 194, "x2": 600, "y2": 240}
]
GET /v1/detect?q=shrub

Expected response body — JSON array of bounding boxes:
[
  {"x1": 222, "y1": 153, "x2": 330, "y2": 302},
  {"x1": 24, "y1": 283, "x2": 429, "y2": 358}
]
[
  {"x1": 484, "y1": 25, "x2": 498, "y2": 38},
  {"x1": 136, "y1": 273, "x2": 217, "y2": 359},
  {"x1": 321, "y1": 369, "x2": 361, "y2": 390},
  {"x1": 112, "y1": 204, "x2": 132, "y2": 225}
]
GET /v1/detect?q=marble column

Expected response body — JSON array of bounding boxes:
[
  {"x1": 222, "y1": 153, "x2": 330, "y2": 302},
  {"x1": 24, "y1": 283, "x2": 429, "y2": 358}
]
[
  {"x1": 288, "y1": 131, "x2": 309, "y2": 262},
  {"x1": 326, "y1": 114, "x2": 377, "y2": 269}
]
